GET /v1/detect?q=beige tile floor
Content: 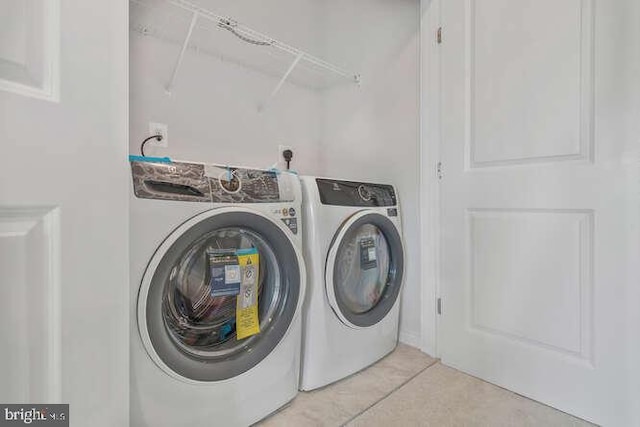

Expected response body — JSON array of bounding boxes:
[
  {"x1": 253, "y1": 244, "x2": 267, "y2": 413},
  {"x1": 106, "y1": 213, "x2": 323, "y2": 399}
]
[{"x1": 258, "y1": 344, "x2": 595, "y2": 427}]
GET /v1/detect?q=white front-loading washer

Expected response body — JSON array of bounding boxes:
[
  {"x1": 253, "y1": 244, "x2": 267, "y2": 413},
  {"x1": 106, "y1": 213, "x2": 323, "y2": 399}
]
[
  {"x1": 130, "y1": 158, "x2": 305, "y2": 426},
  {"x1": 299, "y1": 176, "x2": 405, "y2": 391}
]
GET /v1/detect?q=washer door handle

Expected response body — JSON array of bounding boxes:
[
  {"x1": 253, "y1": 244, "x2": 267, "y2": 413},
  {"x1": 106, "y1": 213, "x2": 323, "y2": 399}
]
[{"x1": 144, "y1": 180, "x2": 206, "y2": 197}]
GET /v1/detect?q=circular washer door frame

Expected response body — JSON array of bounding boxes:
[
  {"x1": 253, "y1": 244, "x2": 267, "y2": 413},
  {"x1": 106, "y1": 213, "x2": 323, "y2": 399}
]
[
  {"x1": 325, "y1": 210, "x2": 405, "y2": 329},
  {"x1": 137, "y1": 206, "x2": 306, "y2": 384}
]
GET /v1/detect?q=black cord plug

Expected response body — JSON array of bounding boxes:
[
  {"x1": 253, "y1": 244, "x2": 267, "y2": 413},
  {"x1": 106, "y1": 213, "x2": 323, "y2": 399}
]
[
  {"x1": 141, "y1": 135, "x2": 163, "y2": 157},
  {"x1": 282, "y1": 149, "x2": 293, "y2": 170}
]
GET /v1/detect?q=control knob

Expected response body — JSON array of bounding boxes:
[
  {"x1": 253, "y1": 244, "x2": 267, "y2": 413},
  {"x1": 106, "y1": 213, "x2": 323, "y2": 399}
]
[{"x1": 357, "y1": 185, "x2": 372, "y2": 202}]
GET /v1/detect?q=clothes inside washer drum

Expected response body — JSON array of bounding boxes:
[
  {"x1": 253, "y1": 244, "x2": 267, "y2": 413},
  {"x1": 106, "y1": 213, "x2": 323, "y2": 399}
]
[
  {"x1": 161, "y1": 227, "x2": 282, "y2": 357},
  {"x1": 333, "y1": 224, "x2": 391, "y2": 314}
]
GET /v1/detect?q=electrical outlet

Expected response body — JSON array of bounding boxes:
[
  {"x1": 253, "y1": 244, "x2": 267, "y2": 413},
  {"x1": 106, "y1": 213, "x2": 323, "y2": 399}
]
[
  {"x1": 149, "y1": 122, "x2": 168, "y2": 147},
  {"x1": 278, "y1": 144, "x2": 292, "y2": 169}
]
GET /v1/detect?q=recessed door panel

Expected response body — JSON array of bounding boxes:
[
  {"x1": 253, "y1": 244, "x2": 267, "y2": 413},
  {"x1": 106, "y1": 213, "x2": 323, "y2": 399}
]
[
  {"x1": 468, "y1": 0, "x2": 592, "y2": 167},
  {"x1": 468, "y1": 209, "x2": 592, "y2": 360},
  {"x1": 0, "y1": 208, "x2": 61, "y2": 403},
  {"x1": 0, "y1": 0, "x2": 59, "y2": 101}
]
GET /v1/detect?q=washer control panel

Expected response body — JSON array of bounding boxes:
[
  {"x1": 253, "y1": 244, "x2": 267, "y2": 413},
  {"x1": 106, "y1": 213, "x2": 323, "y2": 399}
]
[
  {"x1": 316, "y1": 179, "x2": 397, "y2": 207},
  {"x1": 357, "y1": 185, "x2": 372, "y2": 202}
]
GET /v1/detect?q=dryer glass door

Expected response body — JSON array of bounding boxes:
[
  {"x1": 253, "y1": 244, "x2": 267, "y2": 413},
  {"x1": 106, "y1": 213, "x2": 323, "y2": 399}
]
[
  {"x1": 326, "y1": 212, "x2": 404, "y2": 328},
  {"x1": 139, "y1": 210, "x2": 301, "y2": 382}
]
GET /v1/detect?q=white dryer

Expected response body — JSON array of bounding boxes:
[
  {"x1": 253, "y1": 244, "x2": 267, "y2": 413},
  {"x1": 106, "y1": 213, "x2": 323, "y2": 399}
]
[
  {"x1": 299, "y1": 176, "x2": 405, "y2": 391},
  {"x1": 130, "y1": 158, "x2": 305, "y2": 426}
]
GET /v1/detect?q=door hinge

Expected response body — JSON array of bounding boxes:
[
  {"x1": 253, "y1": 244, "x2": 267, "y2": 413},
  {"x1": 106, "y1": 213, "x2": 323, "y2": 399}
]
[
  {"x1": 436, "y1": 161, "x2": 443, "y2": 180},
  {"x1": 436, "y1": 27, "x2": 442, "y2": 44},
  {"x1": 437, "y1": 298, "x2": 442, "y2": 315}
]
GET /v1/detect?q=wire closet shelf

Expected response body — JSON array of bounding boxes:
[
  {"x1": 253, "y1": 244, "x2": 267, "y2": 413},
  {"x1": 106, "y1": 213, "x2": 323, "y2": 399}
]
[{"x1": 131, "y1": 0, "x2": 361, "y2": 107}]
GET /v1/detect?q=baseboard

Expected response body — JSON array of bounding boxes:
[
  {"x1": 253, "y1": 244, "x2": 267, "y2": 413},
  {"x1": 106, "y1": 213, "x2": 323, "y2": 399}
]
[{"x1": 399, "y1": 331, "x2": 421, "y2": 349}]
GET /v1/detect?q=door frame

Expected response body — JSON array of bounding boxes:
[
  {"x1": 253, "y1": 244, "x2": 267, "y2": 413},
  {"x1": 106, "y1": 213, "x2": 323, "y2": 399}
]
[{"x1": 419, "y1": 0, "x2": 442, "y2": 358}]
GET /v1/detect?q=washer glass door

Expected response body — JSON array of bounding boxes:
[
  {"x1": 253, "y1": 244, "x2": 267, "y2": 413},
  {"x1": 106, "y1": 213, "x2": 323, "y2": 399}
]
[
  {"x1": 326, "y1": 212, "x2": 404, "y2": 328},
  {"x1": 139, "y1": 210, "x2": 301, "y2": 382}
]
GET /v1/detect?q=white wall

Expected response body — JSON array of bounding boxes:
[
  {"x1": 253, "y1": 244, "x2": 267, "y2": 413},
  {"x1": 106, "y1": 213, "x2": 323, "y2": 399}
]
[
  {"x1": 130, "y1": 0, "x2": 324, "y2": 174},
  {"x1": 319, "y1": 0, "x2": 423, "y2": 349}
]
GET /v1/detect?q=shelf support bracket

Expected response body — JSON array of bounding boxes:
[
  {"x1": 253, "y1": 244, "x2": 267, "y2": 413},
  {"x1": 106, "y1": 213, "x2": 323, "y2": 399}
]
[
  {"x1": 258, "y1": 52, "x2": 304, "y2": 112},
  {"x1": 165, "y1": 11, "x2": 199, "y2": 95}
]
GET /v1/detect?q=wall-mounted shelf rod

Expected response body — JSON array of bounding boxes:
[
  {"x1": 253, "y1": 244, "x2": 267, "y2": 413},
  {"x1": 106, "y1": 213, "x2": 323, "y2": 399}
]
[
  {"x1": 165, "y1": 10, "x2": 199, "y2": 95},
  {"x1": 258, "y1": 52, "x2": 304, "y2": 112},
  {"x1": 153, "y1": 0, "x2": 361, "y2": 97}
]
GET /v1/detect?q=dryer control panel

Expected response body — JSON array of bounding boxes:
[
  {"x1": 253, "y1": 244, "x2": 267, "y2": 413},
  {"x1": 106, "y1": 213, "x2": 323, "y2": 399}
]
[{"x1": 316, "y1": 179, "x2": 397, "y2": 207}]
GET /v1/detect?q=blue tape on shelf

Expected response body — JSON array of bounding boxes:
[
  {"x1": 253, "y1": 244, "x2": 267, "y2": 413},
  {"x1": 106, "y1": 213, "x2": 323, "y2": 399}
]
[
  {"x1": 129, "y1": 155, "x2": 172, "y2": 163},
  {"x1": 268, "y1": 168, "x2": 299, "y2": 176}
]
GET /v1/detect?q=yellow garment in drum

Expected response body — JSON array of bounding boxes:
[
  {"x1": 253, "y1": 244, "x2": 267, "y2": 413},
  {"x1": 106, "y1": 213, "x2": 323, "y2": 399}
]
[{"x1": 236, "y1": 248, "x2": 260, "y2": 340}]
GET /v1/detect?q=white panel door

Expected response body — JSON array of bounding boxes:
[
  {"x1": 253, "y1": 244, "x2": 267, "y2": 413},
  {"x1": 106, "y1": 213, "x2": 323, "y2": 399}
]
[
  {"x1": 439, "y1": 0, "x2": 640, "y2": 425},
  {"x1": 0, "y1": 0, "x2": 129, "y2": 425}
]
